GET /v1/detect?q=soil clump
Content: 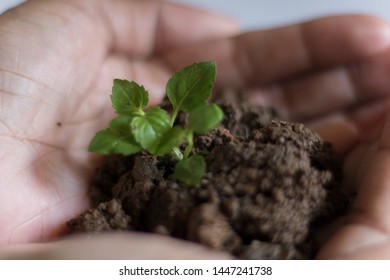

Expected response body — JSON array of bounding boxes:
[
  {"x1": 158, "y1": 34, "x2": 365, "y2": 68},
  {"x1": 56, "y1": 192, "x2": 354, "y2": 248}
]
[{"x1": 68, "y1": 94, "x2": 348, "y2": 259}]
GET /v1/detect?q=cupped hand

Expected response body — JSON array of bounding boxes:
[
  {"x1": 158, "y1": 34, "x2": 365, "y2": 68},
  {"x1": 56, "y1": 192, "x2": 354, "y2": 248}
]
[
  {"x1": 0, "y1": 0, "x2": 238, "y2": 252},
  {"x1": 1, "y1": 0, "x2": 390, "y2": 259},
  {"x1": 163, "y1": 14, "x2": 390, "y2": 259}
]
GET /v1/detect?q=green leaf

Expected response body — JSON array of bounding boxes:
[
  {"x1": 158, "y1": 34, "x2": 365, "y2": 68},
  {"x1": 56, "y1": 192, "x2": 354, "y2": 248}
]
[
  {"x1": 167, "y1": 61, "x2": 216, "y2": 114},
  {"x1": 153, "y1": 126, "x2": 185, "y2": 156},
  {"x1": 187, "y1": 104, "x2": 223, "y2": 134},
  {"x1": 172, "y1": 155, "x2": 206, "y2": 186},
  {"x1": 111, "y1": 79, "x2": 149, "y2": 115},
  {"x1": 88, "y1": 117, "x2": 141, "y2": 155},
  {"x1": 131, "y1": 106, "x2": 171, "y2": 153},
  {"x1": 109, "y1": 115, "x2": 134, "y2": 131}
]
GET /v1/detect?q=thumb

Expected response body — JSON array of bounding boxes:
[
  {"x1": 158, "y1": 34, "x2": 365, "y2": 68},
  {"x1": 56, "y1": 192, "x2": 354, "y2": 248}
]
[
  {"x1": 1, "y1": 232, "x2": 233, "y2": 259},
  {"x1": 155, "y1": 2, "x2": 240, "y2": 50}
]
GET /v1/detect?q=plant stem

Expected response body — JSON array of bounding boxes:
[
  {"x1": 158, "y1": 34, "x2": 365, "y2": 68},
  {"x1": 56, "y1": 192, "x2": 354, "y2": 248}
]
[
  {"x1": 183, "y1": 132, "x2": 193, "y2": 159},
  {"x1": 170, "y1": 109, "x2": 179, "y2": 127},
  {"x1": 133, "y1": 108, "x2": 145, "y2": 117}
]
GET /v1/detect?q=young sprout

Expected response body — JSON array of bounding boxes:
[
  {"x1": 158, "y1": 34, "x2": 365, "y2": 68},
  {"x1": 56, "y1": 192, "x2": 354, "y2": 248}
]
[{"x1": 88, "y1": 61, "x2": 223, "y2": 186}]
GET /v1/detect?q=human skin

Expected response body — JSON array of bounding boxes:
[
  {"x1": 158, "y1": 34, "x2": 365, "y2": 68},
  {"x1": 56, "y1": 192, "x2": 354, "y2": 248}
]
[{"x1": 1, "y1": 0, "x2": 390, "y2": 259}]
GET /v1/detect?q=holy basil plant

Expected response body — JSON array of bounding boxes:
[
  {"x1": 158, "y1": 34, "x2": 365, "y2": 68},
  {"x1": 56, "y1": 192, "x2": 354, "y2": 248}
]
[{"x1": 88, "y1": 61, "x2": 223, "y2": 186}]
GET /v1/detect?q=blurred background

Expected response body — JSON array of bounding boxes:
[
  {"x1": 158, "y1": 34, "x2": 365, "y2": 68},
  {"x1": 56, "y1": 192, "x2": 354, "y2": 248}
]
[{"x1": 1, "y1": 0, "x2": 390, "y2": 30}]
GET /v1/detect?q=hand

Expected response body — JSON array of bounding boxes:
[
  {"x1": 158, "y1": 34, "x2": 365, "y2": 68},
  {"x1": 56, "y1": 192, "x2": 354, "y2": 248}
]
[
  {"x1": 163, "y1": 15, "x2": 390, "y2": 259},
  {"x1": 1, "y1": 0, "x2": 390, "y2": 259},
  {"x1": 317, "y1": 114, "x2": 390, "y2": 259},
  {"x1": 0, "y1": 0, "x2": 237, "y2": 258}
]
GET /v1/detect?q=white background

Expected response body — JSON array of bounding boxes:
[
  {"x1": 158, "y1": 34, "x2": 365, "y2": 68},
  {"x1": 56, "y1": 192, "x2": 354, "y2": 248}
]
[
  {"x1": 1, "y1": 260, "x2": 389, "y2": 280},
  {"x1": 2, "y1": 0, "x2": 390, "y2": 30}
]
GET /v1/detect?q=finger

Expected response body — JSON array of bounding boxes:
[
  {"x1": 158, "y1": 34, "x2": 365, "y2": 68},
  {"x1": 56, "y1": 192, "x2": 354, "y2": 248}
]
[
  {"x1": 318, "y1": 114, "x2": 390, "y2": 259},
  {"x1": 307, "y1": 98, "x2": 390, "y2": 154},
  {"x1": 2, "y1": 0, "x2": 238, "y2": 57},
  {"x1": 252, "y1": 67, "x2": 354, "y2": 121},
  {"x1": 99, "y1": 0, "x2": 239, "y2": 56},
  {"x1": 352, "y1": 115, "x2": 390, "y2": 230},
  {"x1": 317, "y1": 225, "x2": 390, "y2": 259},
  {"x1": 0, "y1": 232, "x2": 232, "y2": 260},
  {"x1": 161, "y1": 15, "x2": 390, "y2": 89},
  {"x1": 263, "y1": 46, "x2": 390, "y2": 122}
]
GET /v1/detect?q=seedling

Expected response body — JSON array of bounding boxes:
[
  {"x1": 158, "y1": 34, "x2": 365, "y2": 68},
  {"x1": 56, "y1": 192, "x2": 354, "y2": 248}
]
[{"x1": 88, "y1": 61, "x2": 223, "y2": 186}]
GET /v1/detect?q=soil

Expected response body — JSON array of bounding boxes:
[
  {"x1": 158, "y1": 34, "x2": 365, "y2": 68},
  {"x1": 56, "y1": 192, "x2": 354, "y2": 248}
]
[{"x1": 67, "y1": 92, "x2": 349, "y2": 259}]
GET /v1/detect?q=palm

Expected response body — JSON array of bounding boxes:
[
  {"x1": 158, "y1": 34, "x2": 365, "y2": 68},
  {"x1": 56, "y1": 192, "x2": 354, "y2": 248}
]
[{"x1": 0, "y1": 0, "x2": 175, "y2": 244}]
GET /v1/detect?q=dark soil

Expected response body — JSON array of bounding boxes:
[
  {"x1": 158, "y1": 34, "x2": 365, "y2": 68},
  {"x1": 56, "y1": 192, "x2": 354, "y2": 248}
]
[{"x1": 68, "y1": 93, "x2": 349, "y2": 259}]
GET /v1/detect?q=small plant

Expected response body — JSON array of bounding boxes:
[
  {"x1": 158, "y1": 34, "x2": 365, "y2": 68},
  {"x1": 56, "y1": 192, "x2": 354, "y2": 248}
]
[{"x1": 88, "y1": 61, "x2": 223, "y2": 186}]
